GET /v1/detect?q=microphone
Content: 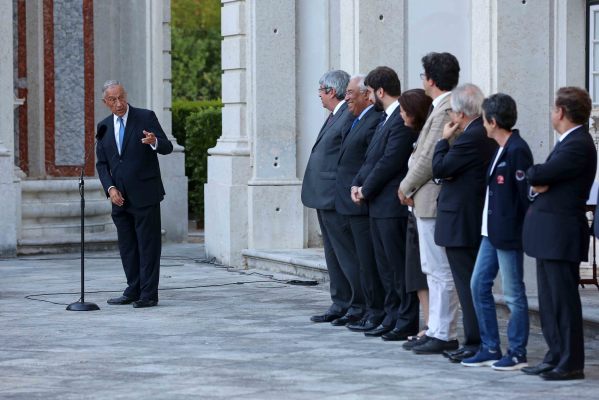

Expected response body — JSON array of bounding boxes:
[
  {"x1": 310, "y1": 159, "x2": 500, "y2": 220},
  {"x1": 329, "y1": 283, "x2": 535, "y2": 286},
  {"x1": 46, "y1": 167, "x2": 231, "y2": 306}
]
[{"x1": 96, "y1": 124, "x2": 107, "y2": 140}]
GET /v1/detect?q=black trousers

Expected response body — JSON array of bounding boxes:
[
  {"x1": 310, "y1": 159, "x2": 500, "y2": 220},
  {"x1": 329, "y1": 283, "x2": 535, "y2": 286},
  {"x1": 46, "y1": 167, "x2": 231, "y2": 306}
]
[
  {"x1": 317, "y1": 209, "x2": 364, "y2": 316},
  {"x1": 370, "y1": 217, "x2": 419, "y2": 332},
  {"x1": 537, "y1": 259, "x2": 584, "y2": 372},
  {"x1": 348, "y1": 215, "x2": 385, "y2": 322},
  {"x1": 112, "y1": 203, "x2": 162, "y2": 301},
  {"x1": 446, "y1": 246, "x2": 481, "y2": 348}
]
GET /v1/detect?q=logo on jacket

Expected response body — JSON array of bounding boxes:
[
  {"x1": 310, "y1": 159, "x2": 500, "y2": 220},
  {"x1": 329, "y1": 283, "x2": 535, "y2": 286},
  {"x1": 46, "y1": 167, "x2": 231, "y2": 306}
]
[
  {"x1": 497, "y1": 175, "x2": 505, "y2": 185},
  {"x1": 515, "y1": 170, "x2": 526, "y2": 181}
]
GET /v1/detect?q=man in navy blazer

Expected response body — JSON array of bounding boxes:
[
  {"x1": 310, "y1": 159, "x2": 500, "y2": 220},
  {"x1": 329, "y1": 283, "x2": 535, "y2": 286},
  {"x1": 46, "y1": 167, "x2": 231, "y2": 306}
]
[
  {"x1": 96, "y1": 81, "x2": 173, "y2": 308},
  {"x1": 302, "y1": 70, "x2": 363, "y2": 324},
  {"x1": 460, "y1": 93, "x2": 532, "y2": 371},
  {"x1": 432, "y1": 83, "x2": 497, "y2": 362},
  {"x1": 336, "y1": 74, "x2": 385, "y2": 332},
  {"x1": 352, "y1": 66, "x2": 419, "y2": 339},
  {"x1": 522, "y1": 87, "x2": 596, "y2": 380}
]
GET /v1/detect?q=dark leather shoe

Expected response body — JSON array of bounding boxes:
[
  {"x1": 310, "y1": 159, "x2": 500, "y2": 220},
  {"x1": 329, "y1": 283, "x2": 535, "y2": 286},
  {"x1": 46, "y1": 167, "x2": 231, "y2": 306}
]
[
  {"x1": 402, "y1": 334, "x2": 429, "y2": 350},
  {"x1": 447, "y1": 348, "x2": 477, "y2": 363},
  {"x1": 331, "y1": 314, "x2": 361, "y2": 326},
  {"x1": 521, "y1": 362, "x2": 556, "y2": 375},
  {"x1": 364, "y1": 325, "x2": 393, "y2": 337},
  {"x1": 540, "y1": 369, "x2": 585, "y2": 381},
  {"x1": 310, "y1": 313, "x2": 342, "y2": 323},
  {"x1": 412, "y1": 337, "x2": 459, "y2": 354},
  {"x1": 107, "y1": 295, "x2": 137, "y2": 305},
  {"x1": 381, "y1": 328, "x2": 416, "y2": 341},
  {"x1": 347, "y1": 319, "x2": 378, "y2": 332},
  {"x1": 132, "y1": 299, "x2": 158, "y2": 308}
]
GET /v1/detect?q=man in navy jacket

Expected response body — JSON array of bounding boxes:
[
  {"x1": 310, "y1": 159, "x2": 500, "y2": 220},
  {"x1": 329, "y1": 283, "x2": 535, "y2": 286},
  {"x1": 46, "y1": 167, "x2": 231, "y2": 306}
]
[
  {"x1": 522, "y1": 87, "x2": 596, "y2": 380},
  {"x1": 336, "y1": 75, "x2": 385, "y2": 331},
  {"x1": 432, "y1": 83, "x2": 497, "y2": 362},
  {"x1": 96, "y1": 80, "x2": 173, "y2": 308},
  {"x1": 352, "y1": 66, "x2": 419, "y2": 339}
]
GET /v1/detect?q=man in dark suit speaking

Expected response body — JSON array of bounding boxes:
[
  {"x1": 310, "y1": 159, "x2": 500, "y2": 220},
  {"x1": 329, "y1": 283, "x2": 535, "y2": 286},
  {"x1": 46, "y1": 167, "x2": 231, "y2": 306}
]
[{"x1": 96, "y1": 80, "x2": 173, "y2": 308}]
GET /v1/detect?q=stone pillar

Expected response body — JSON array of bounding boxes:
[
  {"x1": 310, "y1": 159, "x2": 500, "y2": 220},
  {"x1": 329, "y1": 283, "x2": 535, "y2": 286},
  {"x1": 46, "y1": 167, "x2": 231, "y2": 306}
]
[
  {"x1": 0, "y1": 0, "x2": 18, "y2": 256},
  {"x1": 205, "y1": 0, "x2": 251, "y2": 266},
  {"x1": 246, "y1": 0, "x2": 303, "y2": 250},
  {"x1": 147, "y1": 0, "x2": 188, "y2": 242}
]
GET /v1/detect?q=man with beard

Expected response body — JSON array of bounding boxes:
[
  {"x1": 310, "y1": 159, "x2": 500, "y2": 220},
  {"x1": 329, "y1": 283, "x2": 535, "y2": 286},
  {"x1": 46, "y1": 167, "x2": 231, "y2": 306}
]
[
  {"x1": 336, "y1": 74, "x2": 385, "y2": 331},
  {"x1": 303, "y1": 70, "x2": 364, "y2": 325},
  {"x1": 352, "y1": 66, "x2": 420, "y2": 340}
]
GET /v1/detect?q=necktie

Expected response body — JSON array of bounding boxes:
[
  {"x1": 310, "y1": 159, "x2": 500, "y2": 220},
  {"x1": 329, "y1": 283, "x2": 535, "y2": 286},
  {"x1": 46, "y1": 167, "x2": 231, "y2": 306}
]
[
  {"x1": 350, "y1": 117, "x2": 360, "y2": 131},
  {"x1": 426, "y1": 104, "x2": 434, "y2": 118},
  {"x1": 325, "y1": 113, "x2": 334, "y2": 126},
  {"x1": 118, "y1": 117, "x2": 125, "y2": 154}
]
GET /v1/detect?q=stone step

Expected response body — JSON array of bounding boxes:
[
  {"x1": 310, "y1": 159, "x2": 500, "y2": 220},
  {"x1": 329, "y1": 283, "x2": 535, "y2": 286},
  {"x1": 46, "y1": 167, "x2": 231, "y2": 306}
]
[
  {"x1": 242, "y1": 248, "x2": 599, "y2": 339},
  {"x1": 18, "y1": 231, "x2": 118, "y2": 255}
]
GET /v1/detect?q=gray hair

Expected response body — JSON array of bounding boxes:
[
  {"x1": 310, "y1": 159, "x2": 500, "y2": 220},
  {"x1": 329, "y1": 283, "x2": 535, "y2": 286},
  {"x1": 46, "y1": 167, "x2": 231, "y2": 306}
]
[
  {"x1": 350, "y1": 74, "x2": 367, "y2": 93},
  {"x1": 451, "y1": 83, "x2": 484, "y2": 117},
  {"x1": 319, "y1": 70, "x2": 350, "y2": 100},
  {"x1": 102, "y1": 80, "x2": 122, "y2": 96}
]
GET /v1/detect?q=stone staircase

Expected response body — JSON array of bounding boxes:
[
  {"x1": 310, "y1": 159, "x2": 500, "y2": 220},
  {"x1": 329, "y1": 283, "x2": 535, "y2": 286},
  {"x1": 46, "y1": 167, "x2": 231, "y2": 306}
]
[{"x1": 18, "y1": 179, "x2": 117, "y2": 254}]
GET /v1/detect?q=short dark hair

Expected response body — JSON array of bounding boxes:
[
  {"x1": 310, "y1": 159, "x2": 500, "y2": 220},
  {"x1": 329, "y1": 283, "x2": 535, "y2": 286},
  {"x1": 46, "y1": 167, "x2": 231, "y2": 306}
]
[
  {"x1": 421, "y1": 52, "x2": 460, "y2": 91},
  {"x1": 482, "y1": 93, "x2": 518, "y2": 131},
  {"x1": 555, "y1": 87, "x2": 592, "y2": 125},
  {"x1": 364, "y1": 66, "x2": 401, "y2": 97},
  {"x1": 398, "y1": 89, "x2": 432, "y2": 133}
]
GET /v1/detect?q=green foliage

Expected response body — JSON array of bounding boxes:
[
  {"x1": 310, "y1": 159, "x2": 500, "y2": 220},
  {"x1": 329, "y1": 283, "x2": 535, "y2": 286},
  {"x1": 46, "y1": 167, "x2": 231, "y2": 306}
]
[
  {"x1": 171, "y1": 0, "x2": 221, "y2": 100},
  {"x1": 184, "y1": 107, "x2": 222, "y2": 224},
  {"x1": 171, "y1": 99, "x2": 222, "y2": 147}
]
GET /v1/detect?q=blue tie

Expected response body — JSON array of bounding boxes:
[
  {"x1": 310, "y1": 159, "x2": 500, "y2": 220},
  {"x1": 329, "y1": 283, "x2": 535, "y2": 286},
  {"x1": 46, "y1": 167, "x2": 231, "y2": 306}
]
[
  {"x1": 118, "y1": 117, "x2": 125, "y2": 154},
  {"x1": 350, "y1": 117, "x2": 360, "y2": 131}
]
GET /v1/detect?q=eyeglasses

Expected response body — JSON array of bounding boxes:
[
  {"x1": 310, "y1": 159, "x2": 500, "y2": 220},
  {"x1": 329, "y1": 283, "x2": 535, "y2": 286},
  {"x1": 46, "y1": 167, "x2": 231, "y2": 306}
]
[
  {"x1": 318, "y1": 87, "x2": 331, "y2": 93},
  {"x1": 419, "y1": 73, "x2": 427, "y2": 80},
  {"x1": 104, "y1": 95, "x2": 126, "y2": 104},
  {"x1": 445, "y1": 109, "x2": 460, "y2": 115}
]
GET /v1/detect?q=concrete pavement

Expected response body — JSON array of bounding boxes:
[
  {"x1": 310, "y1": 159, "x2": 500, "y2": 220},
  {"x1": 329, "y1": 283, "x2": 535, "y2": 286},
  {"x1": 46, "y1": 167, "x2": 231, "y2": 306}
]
[{"x1": 1, "y1": 243, "x2": 598, "y2": 399}]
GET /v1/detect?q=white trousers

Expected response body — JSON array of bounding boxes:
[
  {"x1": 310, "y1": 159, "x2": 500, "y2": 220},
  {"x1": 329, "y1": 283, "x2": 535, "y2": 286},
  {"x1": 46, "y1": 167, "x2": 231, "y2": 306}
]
[{"x1": 416, "y1": 217, "x2": 459, "y2": 341}]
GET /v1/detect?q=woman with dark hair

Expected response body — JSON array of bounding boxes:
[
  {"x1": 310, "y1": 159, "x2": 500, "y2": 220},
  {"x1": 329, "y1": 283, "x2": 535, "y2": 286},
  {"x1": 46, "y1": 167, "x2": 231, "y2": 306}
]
[{"x1": 398, "y1": 89, "x2": 433, "y2": 346}]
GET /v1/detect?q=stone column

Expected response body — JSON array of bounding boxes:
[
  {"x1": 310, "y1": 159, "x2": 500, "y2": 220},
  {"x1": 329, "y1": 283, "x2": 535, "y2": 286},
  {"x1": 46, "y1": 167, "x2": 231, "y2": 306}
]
[
  {"x1": 147, "y1": 0, "x2": 188, "y2": 242},
  {"x1": 205, "y1": 0, "x2": 251, "y2": 267},
  {"x1": 246, "y1": 0, "x2": 303, "y2": 250},
  {"x1": 0, "y1": 0, "x2": 18, "y2": 256}
]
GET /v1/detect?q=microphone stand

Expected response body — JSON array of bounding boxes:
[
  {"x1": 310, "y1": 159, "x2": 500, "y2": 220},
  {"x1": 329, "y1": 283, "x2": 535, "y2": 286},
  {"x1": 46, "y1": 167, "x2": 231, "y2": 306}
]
[{"x1": 66, "y1": 166, "x2": 100, "y2": 311}]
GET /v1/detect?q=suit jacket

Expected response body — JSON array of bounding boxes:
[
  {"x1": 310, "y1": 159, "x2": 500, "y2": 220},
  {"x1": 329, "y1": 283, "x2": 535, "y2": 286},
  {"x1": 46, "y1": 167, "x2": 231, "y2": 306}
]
[
  {"x1": 486, "y1": 130, "x2": 533, "y2": 250},
  {"x1": 301, "y1": 102, "x2": 353, "y2": 210},
  {"x1": 432, "y1": 117, "x2": 497, "y2": 247},
  {"x1": 523, "y1": 126, "x2": 597, "y2": 262},
  {"x1": 335, "y1": 107, "x2": 382, "y2": 216},
  {"x1": 352, "y1": 106, "x2": 417, "y2": 218},
  {"x1": 399, "y1": 93, "x2": 452, "y2": 218},
  {"x1": 95, "y1": 105, "x2": 173, "y2": 208}
]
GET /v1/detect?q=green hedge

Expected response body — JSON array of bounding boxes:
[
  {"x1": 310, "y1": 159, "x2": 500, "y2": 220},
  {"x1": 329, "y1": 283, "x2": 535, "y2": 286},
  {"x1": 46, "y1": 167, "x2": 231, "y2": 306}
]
[
  {"x1": 172, "y1": 99, "x2": 221, "y2": 147},
  {"x1": 183, "y1": 106, "x2": 222, "y2": 225}
]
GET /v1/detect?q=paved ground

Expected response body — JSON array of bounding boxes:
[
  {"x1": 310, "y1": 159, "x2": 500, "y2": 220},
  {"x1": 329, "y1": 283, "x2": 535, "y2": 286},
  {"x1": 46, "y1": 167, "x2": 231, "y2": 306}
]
[{"x1": 1, "y1": 243, "x2": 598, "y2": 399}]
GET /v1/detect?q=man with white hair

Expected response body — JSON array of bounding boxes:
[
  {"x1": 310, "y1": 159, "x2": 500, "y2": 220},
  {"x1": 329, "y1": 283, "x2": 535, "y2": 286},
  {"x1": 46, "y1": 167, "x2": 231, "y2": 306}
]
[{"x1": 432, "y1": 83, "x2": 497, "y2": 362}]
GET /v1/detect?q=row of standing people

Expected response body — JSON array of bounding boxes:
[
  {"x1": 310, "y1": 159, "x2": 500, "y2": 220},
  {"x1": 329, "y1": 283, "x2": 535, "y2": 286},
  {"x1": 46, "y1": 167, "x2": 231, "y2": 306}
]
[{"x1": 301, "y1": 51, "x2": 596, "y2": 381}]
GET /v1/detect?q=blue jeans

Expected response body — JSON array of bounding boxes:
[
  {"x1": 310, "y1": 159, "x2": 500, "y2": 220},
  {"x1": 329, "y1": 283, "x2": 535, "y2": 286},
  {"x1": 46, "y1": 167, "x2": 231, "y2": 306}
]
[{"x1": 471, "y1": 236, "x2": 529, "y2": 355}]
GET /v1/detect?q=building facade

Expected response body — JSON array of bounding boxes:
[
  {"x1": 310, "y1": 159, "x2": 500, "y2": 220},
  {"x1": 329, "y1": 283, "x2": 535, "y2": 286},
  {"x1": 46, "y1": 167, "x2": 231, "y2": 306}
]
[
  {"x1": 0, "y1": 0, "x2": 187, "y2": 256},
  {"x1": 207, "y1": 0, "x2": 596, "y2": 290}
]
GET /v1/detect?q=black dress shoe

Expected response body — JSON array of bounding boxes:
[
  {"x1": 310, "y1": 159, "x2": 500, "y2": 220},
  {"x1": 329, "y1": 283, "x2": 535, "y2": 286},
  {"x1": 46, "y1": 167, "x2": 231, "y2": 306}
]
[
  {"x1": 412, "y1": 337, "x2": 459, "y2": 354},
  {"x1": 540, "y1": 369, "x2": 585, "y2": 381},
  {"x1": 347, "y1": 319, "x2": 378, "y2": 332},
  {"x1": 107, "y1": 295, "x2": 137, "y2": 305},
  {"x1": 310, "y1": 313, "x2": 342, "y2": 323},
  {"x1": 402, "y1": 334, "x2": 429, "y2": 350},
  {"x1": 364, "y1": 325, "x2": 393, "y2": 337},
  {"x1": 381, "y1": 328, "x2": 416, "y2": 341},
  {"x1": 132, "y1": 299, "x2": 158, "y2": 308},
  {"x1": 447, "y1": 348, "x2": 476, "y2": 363},
  {"x1": 521, "y1": 362, "x2": 556, "y2": 375},
  {"x1": 331, "y1": 314, "x2": 361, "y2": 326}
]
